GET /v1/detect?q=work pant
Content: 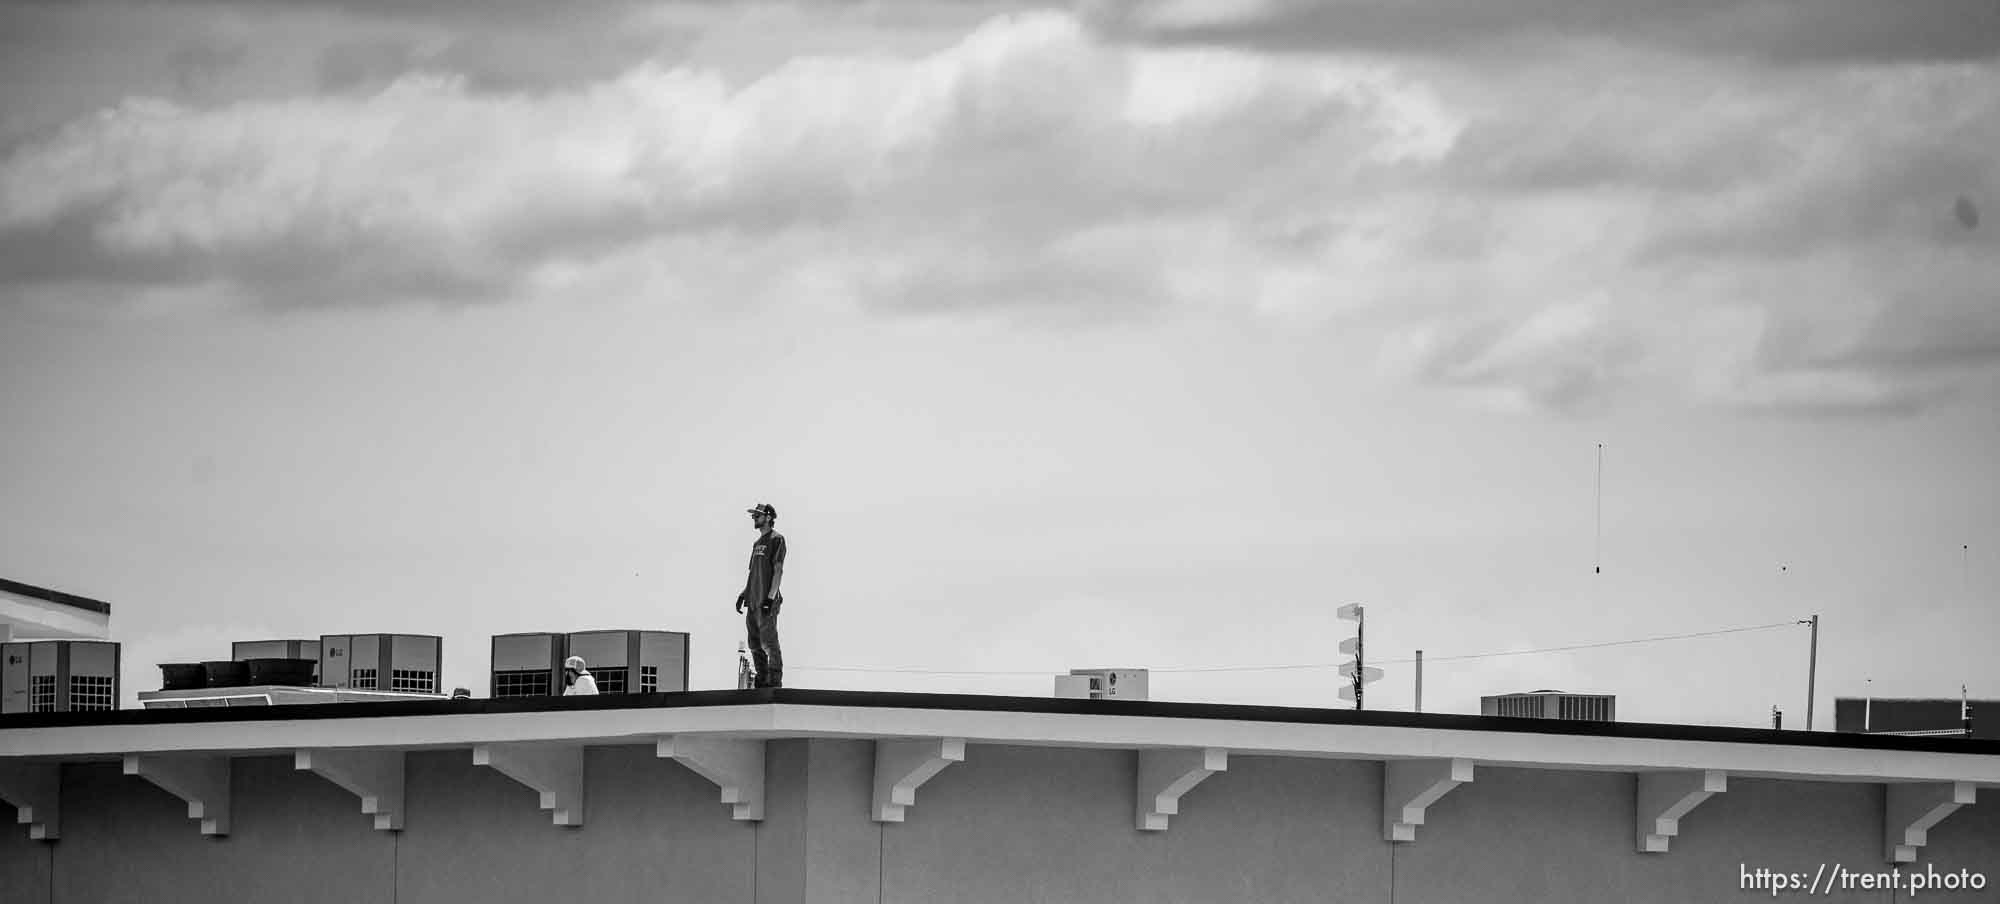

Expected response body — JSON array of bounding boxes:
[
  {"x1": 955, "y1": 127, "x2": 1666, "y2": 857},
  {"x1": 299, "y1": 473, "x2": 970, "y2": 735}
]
[{"x1": 745, "y1": 596, "x2": 783, "y2": 688}]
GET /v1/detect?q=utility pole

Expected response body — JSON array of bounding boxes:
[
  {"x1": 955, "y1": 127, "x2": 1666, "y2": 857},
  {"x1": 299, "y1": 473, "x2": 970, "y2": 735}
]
[
  {"x1": 1415, "y1": 649, "x2": 1424, "y2": 714},
  {"x1": 1595, "y1": 443, "x2": 1604, "y2": 574},
  {"x1": 1798, "y1": 614, "x2": 1819, "y2": 731}
]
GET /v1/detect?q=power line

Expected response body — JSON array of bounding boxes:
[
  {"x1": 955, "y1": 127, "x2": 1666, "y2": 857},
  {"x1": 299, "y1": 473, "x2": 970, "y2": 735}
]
[
  {"x1": 790, "y1": 620, "x2": 1801, "y2": 677},
  {"x1": 1157, "y1": 621, "x2": 1798, "y2": 672},
  {"x1": 793, "y1": 665, "x2": 1055, "y2": 676},
  {"x1": 1373, "y1": 620, "x2": 1799, "y2": 666}
]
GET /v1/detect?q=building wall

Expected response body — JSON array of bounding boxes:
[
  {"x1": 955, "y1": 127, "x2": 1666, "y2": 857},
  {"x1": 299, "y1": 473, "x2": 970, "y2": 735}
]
[
  {"x1": 0, "y1": 827, "x2": 51, "y2": 903},
  {"x1": 3, "y1": 742, "x2": 1996, "y2": 904},
  {"x1": 1924, "y1": 791, "x2": 2000, "y2": 897},
  {"x1": 1394, "y1": 768, "x2": 1898, "y2": 904},
  {"x1": 46, "y1": 756, "x2": 396, "y2": 904},
  {"x1": 393, "y1": 746, "x2": 754, "y2": 904},
  {"x1": 883, "y1": 746, "x2": 1389, "y2": 904}
]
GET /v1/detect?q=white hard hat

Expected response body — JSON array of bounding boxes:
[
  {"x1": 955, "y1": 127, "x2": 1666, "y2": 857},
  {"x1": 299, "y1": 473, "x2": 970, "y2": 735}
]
[{"x1": 564, "y1": 655, "x2": 587, "y2": 671}]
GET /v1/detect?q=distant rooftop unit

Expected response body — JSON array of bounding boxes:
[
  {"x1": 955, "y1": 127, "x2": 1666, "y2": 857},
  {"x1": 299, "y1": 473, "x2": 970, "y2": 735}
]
[
  {"x1": 2, "y1": 640, "x2": 120, "y2": 713},
  {"x1": 233, "y1": 638, "x2": 320, "y2": 664},
  {"x1": 1834, "y1": 696, "x2": 1986, "y2": 740},
  {"x1": 319, "y1": 634, "x2": 442, "y2": 694},
  {"x1": 1054, "y1": 668, "x2": 1149, "y2": 701},
  {"x1": 490, "y1": 630, "x2": 691, "y2": 698},
  {"x1": 1482, "y1": 689, "x2": 1616, "y2": 722},
  {"x1": 231, "y1": 638, "x2": 321, "y2": 684}
]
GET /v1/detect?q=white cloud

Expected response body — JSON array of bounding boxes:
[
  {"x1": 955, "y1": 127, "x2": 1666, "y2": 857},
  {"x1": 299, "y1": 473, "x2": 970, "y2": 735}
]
[
  {"x1": 1084, "y1": 0, "x2": 2000, "y2": 66},
  {"x1": 0, "y1": 11, "x2": 1436, "y2": 308},
  {"x1": 2, "y1": 5, "x2": 1996, "y2": 418}
]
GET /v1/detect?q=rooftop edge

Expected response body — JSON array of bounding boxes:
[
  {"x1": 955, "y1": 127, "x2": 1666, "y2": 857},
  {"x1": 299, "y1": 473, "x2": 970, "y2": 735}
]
[
  {"x1": 2, "y1": 688, "x2": 1995, "y2": 756},
  {"x1": 0, "y1": 577, "x2": 114, "y2": 616}
]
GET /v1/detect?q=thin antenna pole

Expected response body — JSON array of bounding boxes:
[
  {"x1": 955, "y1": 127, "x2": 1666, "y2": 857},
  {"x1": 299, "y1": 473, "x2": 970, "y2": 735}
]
[
  {"x1": 1864, "y1": 678, "x2": 1872, "y2": 732},
  {"x1": 1415, "y1": 650, "x2": 1424, "y2": 713},
  {"x1": 1595, "y1": 443, "x2": 1604, "y2": 574},
  {"x1": 1802, "y1": 613, "x2": 1819, "y2": 731}
]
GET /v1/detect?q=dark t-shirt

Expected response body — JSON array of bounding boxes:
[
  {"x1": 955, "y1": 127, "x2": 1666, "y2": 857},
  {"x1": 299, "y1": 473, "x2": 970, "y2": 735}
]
[{"x1": 744, "y1": 530, "x2": 787, "y2": 604}]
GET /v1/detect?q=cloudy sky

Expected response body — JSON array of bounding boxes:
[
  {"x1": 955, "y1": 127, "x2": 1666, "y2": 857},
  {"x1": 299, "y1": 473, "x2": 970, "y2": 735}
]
[{"x1": 2, "y1": 0, "x2": 1994, "y2": 726}]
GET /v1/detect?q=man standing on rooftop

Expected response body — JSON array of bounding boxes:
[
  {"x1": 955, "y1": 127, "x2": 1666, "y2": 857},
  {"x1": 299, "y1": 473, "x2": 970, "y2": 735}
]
[{"x1": 736, "y1": 502, "x2": 787, "y2": 688}]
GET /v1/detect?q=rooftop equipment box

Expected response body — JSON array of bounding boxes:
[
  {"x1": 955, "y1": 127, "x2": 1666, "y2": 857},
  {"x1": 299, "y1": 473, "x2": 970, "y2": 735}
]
[
  {"x1": 491, "y1": 632, "x2": 568, "y2": 698},
  {"x1": 1056, "y1": 668, "x2": 1149, "y2": 701},
  {"x1": 490, "y1": 630, "x2": 691, "y2": 698},
  {"x1": 2, "y1": 640, "x2": 121, "y2": 713},
  {"x1": 232, "y1": 638, "x2": 321, "y2": 681},
  {"x1": 318, "y1": 634, "x2": 441, "y2": 694},
  {"x1": 1481, "y1": 690, "x2": 1617, "y2": 721},
  {"x1": 565, "y1": 630, "x2": 689, "y2": 695}
]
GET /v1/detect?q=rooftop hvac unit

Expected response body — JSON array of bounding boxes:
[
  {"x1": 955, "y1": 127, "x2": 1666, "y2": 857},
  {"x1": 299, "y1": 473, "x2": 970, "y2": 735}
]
[
  {"x1": 490, "y1": 632, "x2": 568, "y2": 699},
  {"x1": 231, "y1": 638, "x2": 321, "y2": 685},
  {"x1": 2, "y1": 640, "x2": 121, "y2": 714},
  {"x1": 1480, "y1": 690, "x2": 1617, "y2": 722},
  {"x1": 232, "y1": 638, "x2": 321, "y2": 676},
  {"x1": 565, "y1": 630, "x2": 690, "y2": 695},
  {"x1": 489, "y1": 630, "x2": 693, "y2": 698},
  {"x1": 1056, "y1": 668, "x2": 1149, "y2": 701},
  {"x1": 319, "y1": 634, "x2": 442, "y2": 694}
]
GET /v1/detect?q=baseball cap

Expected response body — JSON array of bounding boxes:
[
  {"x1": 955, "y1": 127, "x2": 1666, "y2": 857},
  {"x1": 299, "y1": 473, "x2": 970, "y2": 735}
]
[
  {"x1": 747, "y1": 503, "x2": 777, "y2": 518},
  {"x1": 564, "y1": 655, "x2": 587, "y2": 671}
]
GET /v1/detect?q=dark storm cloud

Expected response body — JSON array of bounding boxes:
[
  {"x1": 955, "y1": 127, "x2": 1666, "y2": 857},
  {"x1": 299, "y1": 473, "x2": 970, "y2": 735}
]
[{"x1": 1085, "y1": 0, "x2": 2000, "y2": 65}]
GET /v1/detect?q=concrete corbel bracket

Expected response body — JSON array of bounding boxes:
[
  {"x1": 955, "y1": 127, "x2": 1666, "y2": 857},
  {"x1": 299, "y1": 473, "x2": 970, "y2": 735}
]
[
  {"x1": 656, "y1": 735, "x2": 766, "y2": 821},
  {"x1": 873, "y1": 738, "x2": 965, "y2": 823},
  {"x1": 123, "y1": 754, "x2": 231, "y2": 836},
  {"x1": 472, "y1": 743, "x2": 585, "y2": 827},
  {"x1": 0, "y1": 761, "x2": 61, "y2": 840},
  {"x1": 1136, "y1": 747, "x2": 1228, "y2": 831},
  {"x1": 296, "y1": 749, "x2": 407, "y2": 831},
  {"x1": 1384, "y1": 757, "x2": 1473, "y2": 842},
  {"x1": 1637, "y1": 770, "x2": 1726, "y2": 853},
  {"x1": 1885, "y1": 781, "x2": 1975, "y2": 863}
]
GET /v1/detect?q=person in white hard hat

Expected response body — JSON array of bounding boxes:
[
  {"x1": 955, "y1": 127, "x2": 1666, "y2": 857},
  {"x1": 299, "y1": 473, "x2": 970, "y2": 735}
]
[{"x1": 562, "y1": 655, "x2": 599, "y2": 696}]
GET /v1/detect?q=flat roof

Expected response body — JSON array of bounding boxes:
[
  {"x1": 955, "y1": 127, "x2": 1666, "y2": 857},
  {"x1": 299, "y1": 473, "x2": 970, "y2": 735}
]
[
  {"x1": 0, "y1": 577, "x2": 113, "y2": 615},
  {"x1": 6, "y1": 689, "x2": 1997, "y2": 791},
  {"x1": 2, "y1": 688, "x2": 1996, "y2": 757}
]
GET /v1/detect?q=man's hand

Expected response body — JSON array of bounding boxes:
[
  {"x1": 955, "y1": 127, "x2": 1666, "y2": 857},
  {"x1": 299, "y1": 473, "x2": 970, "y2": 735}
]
[{"x1": 735, "y1": 593, "x2": 747, "y2": 614}]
